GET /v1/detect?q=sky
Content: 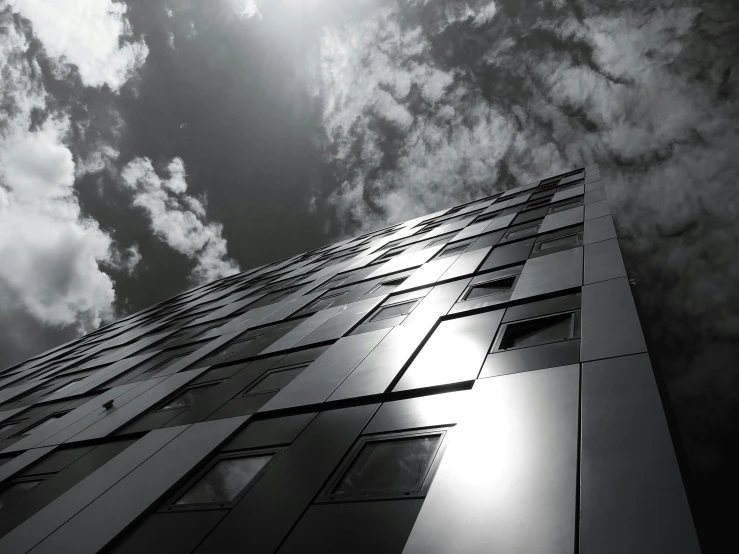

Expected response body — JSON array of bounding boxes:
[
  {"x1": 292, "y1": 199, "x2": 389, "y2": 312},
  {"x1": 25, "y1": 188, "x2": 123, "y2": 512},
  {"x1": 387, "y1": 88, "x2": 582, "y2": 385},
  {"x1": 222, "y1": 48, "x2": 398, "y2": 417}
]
[{"x1": 0, "y1": 0, "x2": 737, "y2": 549}]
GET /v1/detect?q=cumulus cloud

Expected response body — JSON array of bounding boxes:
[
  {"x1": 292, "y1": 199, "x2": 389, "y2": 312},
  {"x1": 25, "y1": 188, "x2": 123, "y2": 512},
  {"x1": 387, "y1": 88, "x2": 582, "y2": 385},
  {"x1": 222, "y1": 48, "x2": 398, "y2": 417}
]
[
  {"x1": 8, "y1": 0, "x2": 148, "y2": 91},
  {"x1": 120, "y1": 157, "x2": 241, "y2": 284}
]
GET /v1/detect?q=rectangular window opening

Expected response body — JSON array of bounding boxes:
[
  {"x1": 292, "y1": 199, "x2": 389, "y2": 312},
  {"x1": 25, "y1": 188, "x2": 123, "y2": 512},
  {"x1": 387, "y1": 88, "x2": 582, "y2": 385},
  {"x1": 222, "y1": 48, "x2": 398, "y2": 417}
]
[
  {"x1": 464, "y1": 275, "x2": 517, "y2": 301},
  {"x1": 496, "y1": 311, "x2": 580, "y2": 351},
  {"x1": 370, "y1": 299, "x2": 419, "y2": 322}
]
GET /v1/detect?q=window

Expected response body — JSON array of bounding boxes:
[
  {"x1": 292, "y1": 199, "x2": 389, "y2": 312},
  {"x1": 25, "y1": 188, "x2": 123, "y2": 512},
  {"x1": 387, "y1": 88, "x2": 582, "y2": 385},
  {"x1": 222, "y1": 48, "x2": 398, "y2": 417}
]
[
  {"x1": 0, "y1": 477, "x2": 45, "y2": 510},
  {"x1": 557, "y1": 179, "x2": 584, "y2": 191},
  {"x1": 472, "y1": 212, "x2": 497, "y2": 224},
  {"x1": 367, "y1": 276, "x2": 407, "y2": 296},
  {"x1": 157, "y1": 383, "x2": 217, "y2": 412},
  {"x1": 523, "y1": 197, "x2": 552, "y2": 210},
  {"x1": 502, "y1": 222, "x2": 540, "y2": 241},
  {"x1": 370, "y1": 299, "x2": 419, "y2": 322},
  {"x1": 377, "y1": 247, "x2": 405, "y2": 262},
  {"x1": 494, "y1": 311, "x2": 580, "y2": 351},
  {"x1": 13, "y1": 412, "x2": 70, "y2": 438},
  {"x1": 302, "y1": 290, "x2": 348, "y2": 313},
  {"x1": 171, "y1": 452, "x2": 276, "y2": 507},
  {"x1": 547, "y1": 198, "x2": 583, "y2": 214},
  {"x1": 436, "y1": 239, "x2": 473, "y2": 259},
  {"x1": 322, "y1": 430, "x2": 447, "y2": 502},
  {"x1": 464, "y1": 275, "x2": 517, "y2": 300},
  {"x1": 534, "y1": 233, "x2": 581, "y2": 252},
  {"x1": 235, "y1": 363, "x2": 308, "y2": 398}
]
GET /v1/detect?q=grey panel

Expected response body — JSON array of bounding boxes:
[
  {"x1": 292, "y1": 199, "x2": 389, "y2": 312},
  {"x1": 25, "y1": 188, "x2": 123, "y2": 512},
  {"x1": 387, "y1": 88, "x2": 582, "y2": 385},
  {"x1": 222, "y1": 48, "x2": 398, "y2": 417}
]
[
  {"x1": 28, "y1": 418, "x2": 246, "y2": 554},
  {"x1": 581, "y1": 278, "x2": 647, "y2": 362},
  {"x1": 469, "y1": 229, "x2": 504, "y2": 252},
  {"x1": 450, "y1": 221, "x2": 489, "y2": 242},
  {"x1": 478, "y1": 238, "x2": 534, "y2": 272},
  {"x1": 403, "y1": 365, "x2": 579, "y2": 554},
  {"x1": 365, "y1": 389, "x2": 471, "y2": 434},
  {"x1": 0, "y1": 426, "x2": 186, "y2": 554},
  {"x1": 223, "y1": 413, "x2": 316, "y2": 451},
  {"x1": 482, "y1": 213, "x2": 515, "y2": 233},
  {"x1": 108, "y1": 511, "x2": 226, "y2": 554},
  {"x1": 581, "y1": 354, "x2": 700, "y2": 554},
  {"x1": 0, "y1": 446, "x2": 56, "y2": 485},
  {"x1": 296, "y1": 296, "x2": 387, "y2": 346},
  {"x1": 584, "y1": 187, "x2": 607, "y2": 204},
  {"x1": 584, "y1": 239, "x2": 627, "y2": 285},
  {"x1": 394, "y1": 257, "x2": 457, "y2": 293},
  {"x1": 438, "y1": 247, "x2": 491, "y2": 282},
  {"x1": 538, "y1": 205, "x2": 584, "y2": 234},
  {"x1": 402, "y1": 279, "x2": 470, "y2": 326},
  {"x1": 394, "y1": 310, "x2": 504, "y2": 392},
  {"x1": 583, "y1": 215, "x2": 617, "y2": 245},
  {"x1": 584, "y1": 180, "x2": 603, "y2": 193},
  {"x1": 259, "y1": 307, "x2": 344, "y2": 354},
  {"x1": 584, "y1": 199, "x2": 610, "y2": 220},
  {"x1": 510, "y1": 247, "x2": 583, "y2": 301},
  {"x1": 261, "y1": 329, "x2": 391, "y2": 412},
  {"x1": 480, "y1": 343, "x2": 580, "y2": 378},
  {"x1": 329, "y1": 321, "x2": 436, "y2": 401},
  {"x1": 279, "y1": 500, "x2": 423, "y2": 554},
  {"x1": 0, "y1": 407, "x2": 24, "y2": 425},
  {"x1": 194, "y1": 404, "x2": 378, "y2": 554},
  {"x1": 551, "y1": 184, "x2": 584, "y2": 203}
]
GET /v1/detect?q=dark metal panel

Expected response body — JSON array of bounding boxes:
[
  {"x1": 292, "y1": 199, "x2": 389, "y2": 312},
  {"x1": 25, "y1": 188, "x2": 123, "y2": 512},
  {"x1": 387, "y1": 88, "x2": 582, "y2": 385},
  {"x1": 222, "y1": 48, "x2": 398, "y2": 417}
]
[
  {"x1": 402, "y1": 279, "x2": 470, "y2": 326},
  {"x1": 584, "y1": 187, "x2": 607, "y2": 204},
  {"x1": 329, "y1": 321, "x2": 436, "y2": 402},
  {"x1": 482, "y1": 213, "x2": 515, "y2": 233},
  {"x1": 28, "y1": 418, "x2": 247, "y2": 554},
  {"x1": 583, "y1": 214, "x2": 617, "y2": 245},
  {"x1": 468, "y1": 229, "x2": 504, "y2": 252},
  {"x1": 206, "y1": 392, "x2": 275, "y2": 419},
  {"x1": 0, "y1": 426, "x2": 186, "y2": 554},
  {"x1": 108, "y1": 511, "x2": 226, "y2": 554},
  {"x1": 584, "y1": 199, "x2": 610, "y2": 220},
  {"x1": 194, "y1": 404, "x2": 378, "y2": 554},
  {"x1": 223, "y1": 413, "x2": 317, "y2": 451},
  {"x1": 478, "y1": 237, "x2": 535, "y2": 272},
  {"x1": 394, "y1": 310, "x2": 504, "y2": 393},
  {"x1": 510, "y1": 246, "x2": 583, "y2": 301},
  {"x1": 364, "y1": 389, "x2": 471, "y2": 434},
  {"x1": 480, "y1": 343, "x2": 580, "y2": 378},
  {"x1": 580, "y1": 354, "x2": 700, "y2": 554},
  {"x1": 551, "y1": 184, "x2": 585, "y2": 203},
  {"x1": 584, "y1": 180, "x2": 603, "y2": 193},
  {"x1": 0, "y1": 446, "x2": 56, "y2": 484},
  {"x1": 538, "y1": 205, "x2": 584, "y2": 234},
  {"x1": 501, "y1": 292, "x2": 581, "y2": 323},
  {"x1": 581, "y1": 278, "x2": 647, "y2": 362},
  {"x1": 349, "y1": 314, "x2": 407, "y2": 336},
  {"x1": 278, "y1": 500, "x2": 424, "y2": 554},
  {"x1": 403, "y1": 365, "x2": 579, "y2": 554},
  {"x1": 439, "y1": 247, "x2": 491, "y2": 282},
  {"x1": 262, "y1": 329, "x2": 391, "y2": 412},
  {"x1": 584, "y1": 238, "x2": 627, "y2": 285},
  {"x1": 259, "y1": 307, "x2": 344, "y2": 355},
  {"x1": 296, "y1": 296, "x2": 387, "y2": 346},
  {"x1": 18, "y1": 445, "x2": 93, "y2": 476}
]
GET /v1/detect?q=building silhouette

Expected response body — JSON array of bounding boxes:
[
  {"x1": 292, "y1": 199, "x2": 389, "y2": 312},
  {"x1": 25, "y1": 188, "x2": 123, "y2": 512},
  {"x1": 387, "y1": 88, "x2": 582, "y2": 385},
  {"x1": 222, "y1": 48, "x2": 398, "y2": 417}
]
[{"x1": 0, "y1": 165, "x2": 701, "y2": 553}]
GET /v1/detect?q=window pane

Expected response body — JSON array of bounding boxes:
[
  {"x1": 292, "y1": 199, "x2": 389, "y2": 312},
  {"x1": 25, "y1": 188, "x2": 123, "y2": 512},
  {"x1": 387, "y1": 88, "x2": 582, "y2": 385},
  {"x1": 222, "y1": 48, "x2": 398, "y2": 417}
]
[
  {"x1": 537, "y1": 234, "x2": 579, "y2": 251},
  {"x1": 0, "y1": 480, "x2": 43, "y2": 509},
  {"x1": 244, "y1": 365, "x2": 307, "y2": 395},
  {"x1": 175, "y1": 454, "x2": 273, "y2": 505},
  {"x1": 332, "y1": 435, "x2": 442, "y2": 498},
  {"x1": 465, "y1": 276, "x2": 516, "y2": 300},
  {"x1": 160, "y1": 384, "x2": 216, "y2": 411},
  {"x1": 501, "y1": 313, "x2": 575, "y2": 350},
  {"x1": 371, "y1": 300, "x2": 417, "y2": 322}
]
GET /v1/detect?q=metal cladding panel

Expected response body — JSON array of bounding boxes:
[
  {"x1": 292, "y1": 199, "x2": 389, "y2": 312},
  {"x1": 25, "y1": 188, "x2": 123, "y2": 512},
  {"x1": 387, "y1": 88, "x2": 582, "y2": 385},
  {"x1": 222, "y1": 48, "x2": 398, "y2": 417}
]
[
  {"x1": 223, "y1": 413, "x2": 316, "y2": 451},
  {"x1": 0, "y1": 446, "x2": 56, "y2": 484},
  {"x1": 480, "y1": 344, "x2": 580, "y2": 378},
  {"x1": 394, "y1": 309, "x2": 504, "y2": 392},
  {"x1": 296, "y1": 296, "x2": 387, "y2": 346},
  {"x1": 584, "y1": 199, "x2": 611, "y2": 220},
  {"x1": 0, "y1": 426, "x2": 187, "y2": 554},
  {"x1": 538, "y1": 205, "x2": 585, "y2": 234},
  {"x1": 364, "y1": 389, "x2": 471, "y2": 434},
  {"x1": 510, "y1": 246, "x2": 583, "y2": 301},
  {"x1": 551, "y1": 184, "x2": 585, "y2": 203},
  {"x1": 261, "y1": 329, "x2": 390, "y2": 411},
  {"x1": 394, "y1": 257, "x2": 457, "y2": 293},
  {"x1": 581, "y1": 277, "x2": 647, "y2": 362},
  {"x1": 583, "y1": 215, "x2": 617, "y2": 245},
  {"x1": 278, "y1": 500, "x2": 424, "y2": 554},
  {"x1": 403, "y1": 365, "x2": 579, "y2": 554},
  {"x1": 478, "y1": 237, "x2": 534, "y2": 272},
  {"x1": 439, "y1": 246, "x2": 491, "y2": 282},
  {"x1": 27, "y1": 418, "x2": 246, "y2": 554},
  {"x1": 259, "y1": 307, "x2": 344, "y2": 354},
  {"x1": 194, "y1": 404, "x2": 378, "y2": 554},
  {"x1": 580, "y1": 354, "x2": 700, "y2": 554},
  {"x1": 584, "y1": 238, "x2": 627, "y2": 285},
  {"x1": 401, "y1": 279, "x2": 470, "y2": 326}
]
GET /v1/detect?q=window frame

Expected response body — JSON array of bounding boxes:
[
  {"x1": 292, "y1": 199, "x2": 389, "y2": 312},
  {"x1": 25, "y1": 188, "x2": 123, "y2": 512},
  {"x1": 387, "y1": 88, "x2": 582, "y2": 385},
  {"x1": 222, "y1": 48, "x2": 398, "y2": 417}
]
[
  {"x1": 533, "y1": 230, "x2": 583, "y2": 253},
  {"x1": 317, "y1": 427, "x2": 451, "y2": 504},
  {"x1": 162, "y1": 447, "x2": 284, "y2": 512},
  {"x1": 368, "y1": 298, "x2": 420, "y2": 322},
  {"x1": 435, "y1": 238, "x2": 474, "y2": 259},
  {"x1": 462, "y1": 273, "x2": 519, "y2": 301},
  {"x1": 490, "y1": 310, "x2": 581, "y2": 353}
]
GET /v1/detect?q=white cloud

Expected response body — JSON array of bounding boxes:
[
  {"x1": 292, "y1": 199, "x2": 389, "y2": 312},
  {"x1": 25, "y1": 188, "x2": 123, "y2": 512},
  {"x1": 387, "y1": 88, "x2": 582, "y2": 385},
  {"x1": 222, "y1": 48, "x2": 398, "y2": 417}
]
[
  {"x1": 120, "y1": 157, "x2": 241, "y2": 284},
  {"x1": 9, "y1": 0, "x2": 148, "y2": 90}
]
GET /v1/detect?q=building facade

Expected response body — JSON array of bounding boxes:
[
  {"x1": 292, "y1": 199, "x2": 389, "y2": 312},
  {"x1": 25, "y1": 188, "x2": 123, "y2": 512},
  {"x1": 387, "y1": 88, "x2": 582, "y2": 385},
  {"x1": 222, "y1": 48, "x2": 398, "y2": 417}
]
[{"x1": 0, "y1": 165, "x2": 701, "y2": 553}]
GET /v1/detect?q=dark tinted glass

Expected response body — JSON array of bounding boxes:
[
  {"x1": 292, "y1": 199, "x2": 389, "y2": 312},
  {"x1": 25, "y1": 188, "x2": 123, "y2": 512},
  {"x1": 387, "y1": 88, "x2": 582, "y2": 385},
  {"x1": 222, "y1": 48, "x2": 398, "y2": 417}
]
[
  {"x1": 0, "y1": 480, "x2": 43, "y2": 510},
  {"x1": 500, "y1": 313, "x2": 575, "y2": 350},
  {"x1": 370, "y1": 300, "x2": 417, "y2": 321},
  {"x1": 537, "y1": 234, "x2": 579, "y2": 251},
  {"x1": 175, "y1": 454, "x2": 273, "y2": 505},
  {"x1": 465, "y1": 276, "x2": 516, "y2": 300},
  {"x1": 332, "y1": 434, "x2": 442, "y2": 498},
  {"x1": 240, "y1": 365, "x2": 308, "y2": 396},
  {"x1": 159, "y1": 384, "x2": 217, "y2": 411}
]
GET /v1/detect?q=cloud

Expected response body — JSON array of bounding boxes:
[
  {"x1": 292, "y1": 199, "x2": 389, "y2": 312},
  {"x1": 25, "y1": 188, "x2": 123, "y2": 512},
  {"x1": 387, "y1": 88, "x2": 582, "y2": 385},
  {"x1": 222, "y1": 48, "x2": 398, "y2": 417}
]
[
  {"x1": 8, "y1": 0, "x2": 148, "y2": 91},
  {"x1": 120, "y1": 157, "x2": 241, "y2": 284}
]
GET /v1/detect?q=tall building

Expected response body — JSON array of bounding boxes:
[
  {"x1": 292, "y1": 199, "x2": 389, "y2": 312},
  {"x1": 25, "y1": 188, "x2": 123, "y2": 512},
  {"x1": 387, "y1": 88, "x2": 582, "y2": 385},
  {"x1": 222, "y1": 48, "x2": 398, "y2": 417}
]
[{"x1": 0, "y1": 165, "x2": 701, "y2": 554}]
